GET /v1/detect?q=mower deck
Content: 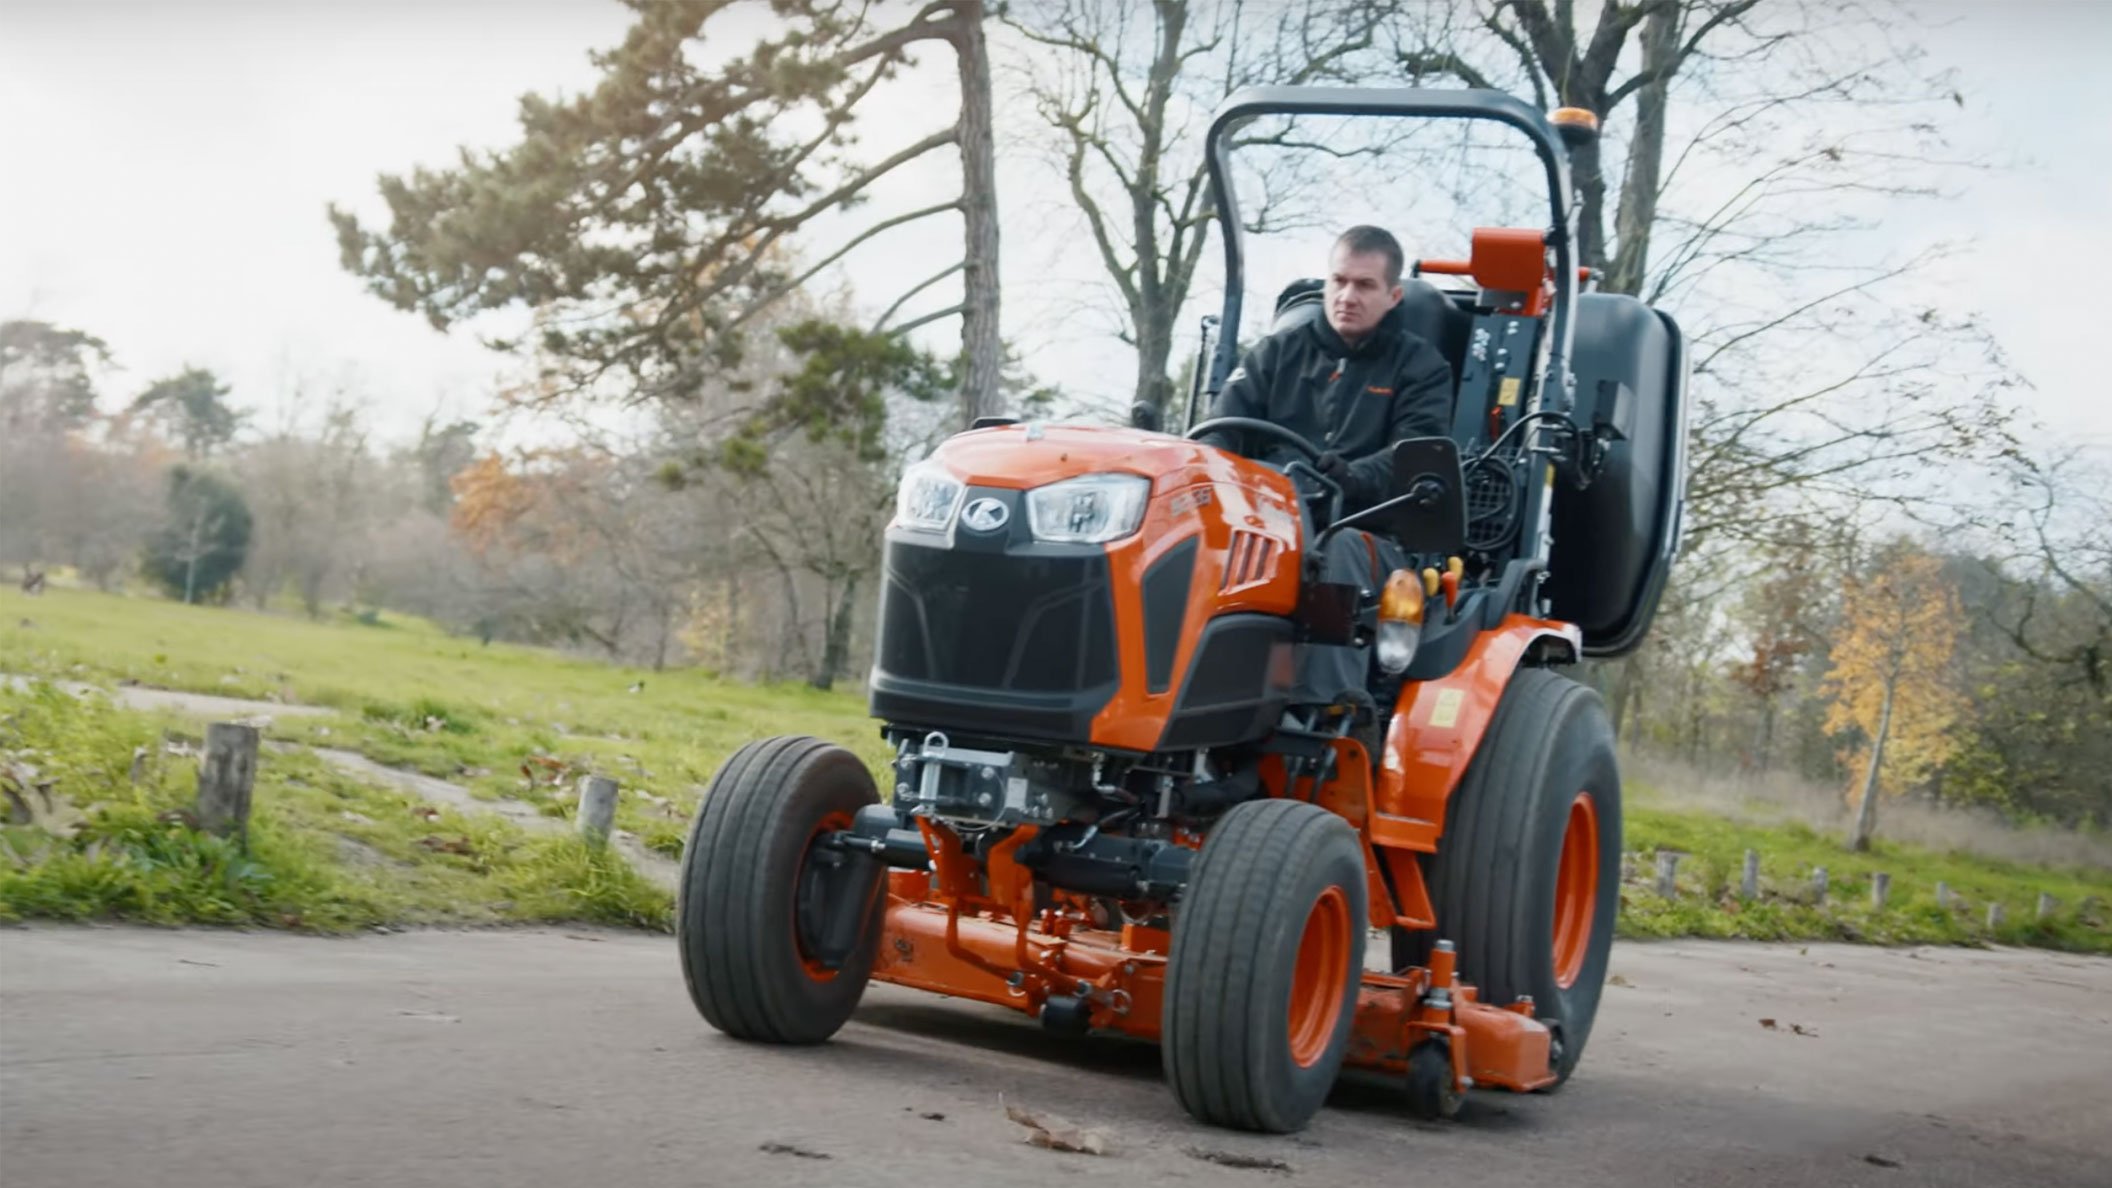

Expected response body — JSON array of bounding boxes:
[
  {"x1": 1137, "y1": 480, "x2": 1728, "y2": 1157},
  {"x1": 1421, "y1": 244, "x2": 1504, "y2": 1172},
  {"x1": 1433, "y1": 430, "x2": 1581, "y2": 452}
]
[{"x1": 870, "y1": 883, "x2": 1557, "y2": 1095}]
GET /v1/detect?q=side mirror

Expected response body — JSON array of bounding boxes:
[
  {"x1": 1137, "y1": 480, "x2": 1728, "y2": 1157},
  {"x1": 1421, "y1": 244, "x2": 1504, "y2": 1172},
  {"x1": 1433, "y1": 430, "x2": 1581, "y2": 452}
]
[
  {"x1": 1129, "y1": 401, "x2": 1163, "y2": 433},
  {"x1": 1386, "y1": 437, "x2": 1467, "y2": 556}
]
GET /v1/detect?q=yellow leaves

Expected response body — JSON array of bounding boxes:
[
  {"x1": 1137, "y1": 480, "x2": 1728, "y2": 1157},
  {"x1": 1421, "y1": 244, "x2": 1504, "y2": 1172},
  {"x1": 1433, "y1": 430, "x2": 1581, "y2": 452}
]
[
  {"x1": 1821, "y1": 546, "x2": 1967, "y2": 800},
  {"x1": 448, "y1": 454, "x2": 531, "y2": 555}
]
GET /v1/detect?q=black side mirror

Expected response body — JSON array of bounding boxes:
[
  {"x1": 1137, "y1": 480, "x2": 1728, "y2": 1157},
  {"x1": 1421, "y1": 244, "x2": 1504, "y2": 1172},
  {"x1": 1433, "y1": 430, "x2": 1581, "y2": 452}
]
[
  {"x1": 1387, "y1": 437, "x2": 1467, "y2": 555},
  {"x1": 1128, "y1": 401, "x2": 1163, "y2": 432}
]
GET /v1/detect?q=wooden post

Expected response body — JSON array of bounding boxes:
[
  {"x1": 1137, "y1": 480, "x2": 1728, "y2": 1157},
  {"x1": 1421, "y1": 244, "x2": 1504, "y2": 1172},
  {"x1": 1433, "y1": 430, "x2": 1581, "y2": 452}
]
[
  {"x1": 1871, "y1": 872, "x2": 1890, "y2": 908},
  {"x1": 129, "y1": 745, "x2": 148, "y2": 785},
  {"x1": 1655, "y1": 852, "x2": 1680, "y2": 898},
  {"x1": 1811, "y1": 866, "x2": 1828, "y2": 904},
  {"x1": 2036, "y1": 892, "x2": 2057, "y2": 921},
  {"x1": 1741, "y1": 849, "x2": 1759, "y2": 900},
  {"x1": 577, "y1": 775, "x2": 618, "y2": 847},
  {"x1": 1936, "y1": 881, "x2": 1952, "y2": 909},
  {"x1": 194, "y1": 723, "x2": 259, "y2": 848},
  {"x1": 1621, "y1": 853, "x2": 1635, "y2": 884},
  {"x1": 1986, "y1": 902, "x2": 2005, "y2": 929}
]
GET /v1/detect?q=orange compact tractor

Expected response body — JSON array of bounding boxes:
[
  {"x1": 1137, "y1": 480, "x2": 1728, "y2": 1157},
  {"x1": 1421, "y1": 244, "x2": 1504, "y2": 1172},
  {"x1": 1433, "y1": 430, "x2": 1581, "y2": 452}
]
[{"x1": 676, "y1": 87, "x2": 1687, "y2": 1132}]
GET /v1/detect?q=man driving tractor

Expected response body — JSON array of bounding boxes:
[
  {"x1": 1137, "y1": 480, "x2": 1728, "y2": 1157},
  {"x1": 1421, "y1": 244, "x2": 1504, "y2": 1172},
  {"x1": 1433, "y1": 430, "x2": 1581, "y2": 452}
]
[{"x1": 1204, "y1": 224, "x2": 1456, "y2": 716}]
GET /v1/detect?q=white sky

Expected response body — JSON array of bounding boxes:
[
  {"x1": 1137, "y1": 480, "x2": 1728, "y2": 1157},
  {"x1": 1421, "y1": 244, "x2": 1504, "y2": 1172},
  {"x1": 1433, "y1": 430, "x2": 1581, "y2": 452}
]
[{"x1": 1, "y1": 0, "x2": 2107, "y2": 456}]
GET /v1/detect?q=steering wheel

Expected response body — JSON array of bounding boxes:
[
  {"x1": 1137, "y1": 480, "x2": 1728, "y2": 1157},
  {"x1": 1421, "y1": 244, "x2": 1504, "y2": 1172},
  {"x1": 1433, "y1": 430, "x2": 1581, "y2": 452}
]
[
  {"x1": 1184, "y1": 416, "x2": 1326, "y2": 464},
  {"x1": 1186, "y1": 416, "x2": 1341, "y2": 527}
]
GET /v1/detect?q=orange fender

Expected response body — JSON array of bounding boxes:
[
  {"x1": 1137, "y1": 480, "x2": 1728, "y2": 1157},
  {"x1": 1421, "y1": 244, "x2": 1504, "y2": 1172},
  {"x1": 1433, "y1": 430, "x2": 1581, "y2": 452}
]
[{"x1": 1370, "y1": 615, "x2": 1581, "y2": 854}]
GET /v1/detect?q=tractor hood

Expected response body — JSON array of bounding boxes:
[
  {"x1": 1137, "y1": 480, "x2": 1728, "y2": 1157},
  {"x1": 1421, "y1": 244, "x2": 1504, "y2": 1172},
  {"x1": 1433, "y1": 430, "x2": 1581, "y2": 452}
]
[{"x1": 925, "y1": 421, "x2": 1291, "y2": 499}]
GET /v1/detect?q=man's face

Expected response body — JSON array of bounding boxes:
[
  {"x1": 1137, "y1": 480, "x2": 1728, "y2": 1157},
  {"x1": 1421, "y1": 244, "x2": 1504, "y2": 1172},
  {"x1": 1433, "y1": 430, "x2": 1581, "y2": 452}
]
[{"x1": 1324, "y1": 245, "x2": 1403, "y2": 342}]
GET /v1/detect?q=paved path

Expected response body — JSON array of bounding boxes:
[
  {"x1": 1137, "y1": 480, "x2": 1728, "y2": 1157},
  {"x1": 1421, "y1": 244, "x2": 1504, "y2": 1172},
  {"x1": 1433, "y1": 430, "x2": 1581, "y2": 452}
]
[{"x1": 4, "y1": 926, "x2": 2108, "y2": 1188}]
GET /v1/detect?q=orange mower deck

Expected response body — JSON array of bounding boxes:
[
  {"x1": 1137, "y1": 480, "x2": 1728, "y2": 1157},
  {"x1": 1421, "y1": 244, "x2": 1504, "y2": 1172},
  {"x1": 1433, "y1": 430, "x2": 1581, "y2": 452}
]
[{"x1": 871, "y1": 886, "x2": 1556, "y2": 1094}]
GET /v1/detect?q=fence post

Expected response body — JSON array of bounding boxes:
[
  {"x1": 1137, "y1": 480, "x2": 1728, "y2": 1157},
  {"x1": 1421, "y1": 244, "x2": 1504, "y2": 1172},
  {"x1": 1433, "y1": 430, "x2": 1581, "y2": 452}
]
[
  {"x1": 1871, "y1": 872, "x2": 1890, "y2": 909},
  {"x1": 1655, "y1": 852, "x2": 1680, "y2": 898},
  {"x1": 2036, "y1": 892, "x2": 2057, "y2": 922},
  {"x1": 1741, "y1": 849, "x2": 1759, "y2": 900},
  {"x1": 1986, "y1": 902, "x2": 2005, "y2": 929},
  {"x1": 1811, "y1": 866, "x2": 1828, "y2": 905},
  {"x1": 195, "y1": 722, "x2": 259, "y2": 849},
  {"x1": 1936, "y1": 881, "x2": 1952, "y2": 909},
  {"x1": 1622, "y1": 853, "x2": 1635, "y2": 884},
  {"x1": 577, "y1": 775, "x2": 619, "y2": 847}
]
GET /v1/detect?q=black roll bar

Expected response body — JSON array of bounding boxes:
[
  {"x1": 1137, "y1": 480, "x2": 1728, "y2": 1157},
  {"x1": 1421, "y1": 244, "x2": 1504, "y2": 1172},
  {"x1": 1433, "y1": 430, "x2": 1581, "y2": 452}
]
[{"x1": 1201, "y1": 86, "x2": 1579, "y2": 410}]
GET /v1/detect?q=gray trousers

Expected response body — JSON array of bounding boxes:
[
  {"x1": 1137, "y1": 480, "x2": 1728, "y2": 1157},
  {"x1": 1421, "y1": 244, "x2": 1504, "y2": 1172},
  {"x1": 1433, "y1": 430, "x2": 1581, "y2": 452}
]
[{"x1": 1291, "y1": 529, "x2": 1408, "y2": 714}]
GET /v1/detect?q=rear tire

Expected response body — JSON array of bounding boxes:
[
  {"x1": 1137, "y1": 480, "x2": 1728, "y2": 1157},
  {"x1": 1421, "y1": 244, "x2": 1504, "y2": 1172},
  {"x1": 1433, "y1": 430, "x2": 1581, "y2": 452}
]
[
  {"x1": 1163, "y1": 798, "x2": 1367, "y2": 1133},
  {"x1": 1391, "y1": 668, "x2": 1621, "y2": 1084},
  {"x1": 677, "y1": 735, "x2": 884, "y2": 1044}
]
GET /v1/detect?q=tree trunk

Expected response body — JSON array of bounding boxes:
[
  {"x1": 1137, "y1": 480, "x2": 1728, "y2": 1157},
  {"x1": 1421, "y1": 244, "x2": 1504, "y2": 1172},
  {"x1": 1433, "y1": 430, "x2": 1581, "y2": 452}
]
[
  {"x1": 1847, "y1": 680, "x2": 1895, "y2": 852},
  {"x1": 182, "y1": 506, "x2": 205, "y2": 605},
  {"x1": 1755, "y1": 695, "x2": 1777, "y2": 771},
  {"x1": 811, "y1": 569, "x2": 863, "y2": 691},
  {"x1": 1135, "y1": 305, "x2": 1178, "y2": 415},
  {"x1": 1605, "y1": 5, "x2": 1680, "y2": 296},
  {"x1": 950, "y1": 0, "x2": 1002, "y2": 428}
]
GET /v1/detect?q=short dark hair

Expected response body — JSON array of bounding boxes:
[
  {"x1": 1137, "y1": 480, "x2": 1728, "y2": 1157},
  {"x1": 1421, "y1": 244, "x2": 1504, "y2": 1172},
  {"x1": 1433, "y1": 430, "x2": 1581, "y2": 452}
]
[{"x1": 1332, "y1": 225, "x2": 1404, "y2": 286}]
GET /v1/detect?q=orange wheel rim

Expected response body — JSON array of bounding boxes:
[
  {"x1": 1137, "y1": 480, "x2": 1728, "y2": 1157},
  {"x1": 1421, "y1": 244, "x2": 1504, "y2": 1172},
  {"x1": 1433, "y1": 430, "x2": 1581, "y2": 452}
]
[
  {"x1": 1287, "y1": 885, "x2": 1352, "y2": 1067},
  {"x1": 1553, "y1": 791, "x2": 1599, "y2": 989},
  {"x1": 795, "y1": 811, "x2": 856, "y2": 982}
]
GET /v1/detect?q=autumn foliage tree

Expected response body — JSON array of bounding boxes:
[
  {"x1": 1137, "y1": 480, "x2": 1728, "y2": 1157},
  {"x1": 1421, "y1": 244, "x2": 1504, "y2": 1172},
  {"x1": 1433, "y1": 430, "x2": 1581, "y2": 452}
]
[{"x1": 1822, "y1": 544, "x2": 1967, "y2": 851}]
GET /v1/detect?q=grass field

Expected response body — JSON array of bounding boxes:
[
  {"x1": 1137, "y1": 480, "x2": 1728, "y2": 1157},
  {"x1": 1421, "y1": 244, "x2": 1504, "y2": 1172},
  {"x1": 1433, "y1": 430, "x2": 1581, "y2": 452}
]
[{"x1": 3, "y1": 585, "x2": 2107, "y2": 951}]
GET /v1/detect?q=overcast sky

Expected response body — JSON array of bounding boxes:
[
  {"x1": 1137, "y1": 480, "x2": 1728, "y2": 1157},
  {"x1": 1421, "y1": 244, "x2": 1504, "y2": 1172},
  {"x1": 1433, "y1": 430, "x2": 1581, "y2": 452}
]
[{"x1": 2, "y1": 0, "x2": 2107, "y2": 456}]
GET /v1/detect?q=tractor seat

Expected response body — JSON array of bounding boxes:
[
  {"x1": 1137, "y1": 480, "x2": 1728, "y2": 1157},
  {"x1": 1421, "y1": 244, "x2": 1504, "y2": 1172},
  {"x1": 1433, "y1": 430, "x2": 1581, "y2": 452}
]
[{"x1": 1269, "y1": 277, "x2": 1474, "y2": 399}]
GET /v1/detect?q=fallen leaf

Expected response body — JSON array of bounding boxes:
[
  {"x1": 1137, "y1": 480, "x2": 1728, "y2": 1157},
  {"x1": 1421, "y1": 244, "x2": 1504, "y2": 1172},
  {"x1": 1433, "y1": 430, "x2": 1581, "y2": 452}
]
[
  {"x1": 920, "y1": 1112, "x2": 946, "y2": 1122},
  {"x1": 1791, "y1": 1023, "x2": 1818, "y2": 1038},
  {"x1": 1003, "y1": 1096, "x2": 1109, "y2": 1156},
  {"x1": 1864, "y1": 1154, "x2": 1902, "y2": 1168},
  {"x1": 1186, "y1": 1148, "x2": 1292, "y2": 1173},
  {"x1": 416, "y1": 835, "x2": 475, "y2": 856},
  {"x1": 1759, "y1": 1018, "x2": 1779, "y2": 1030},
  {"x1": 1608, "y1": 974, "x2": 1634, "y2": 988},
  {"x1": 758, "y1": 1142, "x2": 829, "y2": 1160},
  {"x1": 396, "y1": 1010, "x2": 460, "y2": 1024}
]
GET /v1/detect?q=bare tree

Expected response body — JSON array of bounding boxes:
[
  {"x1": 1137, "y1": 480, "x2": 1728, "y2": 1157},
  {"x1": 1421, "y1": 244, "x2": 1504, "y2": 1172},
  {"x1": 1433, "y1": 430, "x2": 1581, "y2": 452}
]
[{"x1": 1002, "y1": 0, "x2": 1390, "y2": 414}]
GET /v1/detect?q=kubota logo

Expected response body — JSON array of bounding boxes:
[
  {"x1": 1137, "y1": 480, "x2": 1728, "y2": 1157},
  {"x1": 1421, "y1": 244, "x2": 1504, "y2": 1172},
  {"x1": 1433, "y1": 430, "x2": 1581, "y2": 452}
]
[{"x1": 960, "y1": 497, "x2": 1009, "y2": 532}]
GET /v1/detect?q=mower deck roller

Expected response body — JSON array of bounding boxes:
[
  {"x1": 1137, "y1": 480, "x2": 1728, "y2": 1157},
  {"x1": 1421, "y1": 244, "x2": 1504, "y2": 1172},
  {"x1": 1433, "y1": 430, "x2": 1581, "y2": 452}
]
[{"x1": 677, "y1": 85, "x2": 1684, "y2": 1134}]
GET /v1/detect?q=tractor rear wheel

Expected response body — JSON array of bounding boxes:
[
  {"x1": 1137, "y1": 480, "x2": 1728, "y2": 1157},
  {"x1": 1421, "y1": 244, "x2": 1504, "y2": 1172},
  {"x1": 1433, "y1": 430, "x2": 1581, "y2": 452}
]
[
  {"x1": 1163, "y1": 798, "x2": 1367, "y2": 1133},
  {"x1": 677, "y1": 734, "x2": 884, "y2": 1044},
  {"x1": 1392, "y1": 667, "x2": 1621, "y2": 1084}
]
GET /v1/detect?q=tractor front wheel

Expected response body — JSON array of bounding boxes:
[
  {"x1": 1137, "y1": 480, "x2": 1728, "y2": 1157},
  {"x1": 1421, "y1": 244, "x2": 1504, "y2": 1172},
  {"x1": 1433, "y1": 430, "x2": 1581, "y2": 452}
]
[
  {"x1": 1163, "y1": 798, "x2": 1367, "y2": 1133},
  {"x1": 1394, "y1": 667, "x2": 1621, "y2": 1084},
  {"x1": 677, "y1": 735, "x2": 885, "y2": 1044}
]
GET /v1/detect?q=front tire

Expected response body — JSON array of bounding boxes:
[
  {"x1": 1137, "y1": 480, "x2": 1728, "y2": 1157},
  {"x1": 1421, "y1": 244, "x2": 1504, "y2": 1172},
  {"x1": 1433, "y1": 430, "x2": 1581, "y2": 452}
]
[
  {"x1": 1393, "y1": 667, "x2": 1621, "y2": 1083},
  {"x1": 677, "y1": 735, "x2": 884, "y2": 1044},
  {"x1": 1163, "y1": 798, "x2": 1367, "y2": 1133}
]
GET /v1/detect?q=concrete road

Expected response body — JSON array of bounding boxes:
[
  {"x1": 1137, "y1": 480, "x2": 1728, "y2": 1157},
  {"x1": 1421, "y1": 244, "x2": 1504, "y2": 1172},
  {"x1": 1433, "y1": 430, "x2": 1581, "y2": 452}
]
[{"x1": 3, "y1": 926, "x2": 2108, "y2": 1187}]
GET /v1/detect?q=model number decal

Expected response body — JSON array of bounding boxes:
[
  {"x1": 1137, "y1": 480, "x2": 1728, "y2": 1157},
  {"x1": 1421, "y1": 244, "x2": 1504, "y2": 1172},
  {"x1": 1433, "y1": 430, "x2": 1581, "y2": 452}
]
[{"x1": 1167, "y1": 488, "x2": 1213, "y2": 516}]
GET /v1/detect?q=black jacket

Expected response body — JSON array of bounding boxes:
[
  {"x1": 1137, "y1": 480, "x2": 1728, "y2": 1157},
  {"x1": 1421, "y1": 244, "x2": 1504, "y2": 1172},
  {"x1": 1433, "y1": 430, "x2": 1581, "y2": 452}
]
[{"x1": 1204, "y1": 315, "x2": 1453, "y2": 512}]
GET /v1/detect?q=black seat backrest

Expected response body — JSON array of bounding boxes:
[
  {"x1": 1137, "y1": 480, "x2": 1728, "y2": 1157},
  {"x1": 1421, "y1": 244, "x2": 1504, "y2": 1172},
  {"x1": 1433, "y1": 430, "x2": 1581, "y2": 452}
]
[
  {"x1": 1393, "y1": 279, "x2": 1474, "y2": 393},
  {"x1": 1268, "y1": 277, "x2": 1474, "y2": 397}
]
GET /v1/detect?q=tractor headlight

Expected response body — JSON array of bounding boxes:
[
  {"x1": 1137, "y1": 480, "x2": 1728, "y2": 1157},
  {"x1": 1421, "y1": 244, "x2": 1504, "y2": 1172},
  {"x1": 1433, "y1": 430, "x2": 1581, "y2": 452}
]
[
  {"x1": 894, "y1": 460, "x2": 964, "y2": 533},
  {"x1": 1025, "y1": 473, "x2": 1151, "y2": 544}
]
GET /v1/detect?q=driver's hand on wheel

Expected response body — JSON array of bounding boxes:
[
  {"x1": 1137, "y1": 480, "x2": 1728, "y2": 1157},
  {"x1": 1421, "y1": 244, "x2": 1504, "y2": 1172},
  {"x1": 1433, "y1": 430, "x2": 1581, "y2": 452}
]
[{"x1": 1316, "y1": 451, "x2": 1352, "y2": 486}]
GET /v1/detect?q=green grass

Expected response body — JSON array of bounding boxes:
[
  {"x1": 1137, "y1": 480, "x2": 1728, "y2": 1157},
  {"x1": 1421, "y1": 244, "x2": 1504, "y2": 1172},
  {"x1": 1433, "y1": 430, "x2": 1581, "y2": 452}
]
[
  {"x1": 1, "y1": 584, "x2": 887, "y2": 851},
  {"x1": 3, "y1": 584, "x2": 2107, "y2": 951},
  {"x1": 1620, "y1": 797, "x2": 2111, "y2": 952},
  {"x1": 0, "y1": 680, "x2": 668, "y2": 932}
]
